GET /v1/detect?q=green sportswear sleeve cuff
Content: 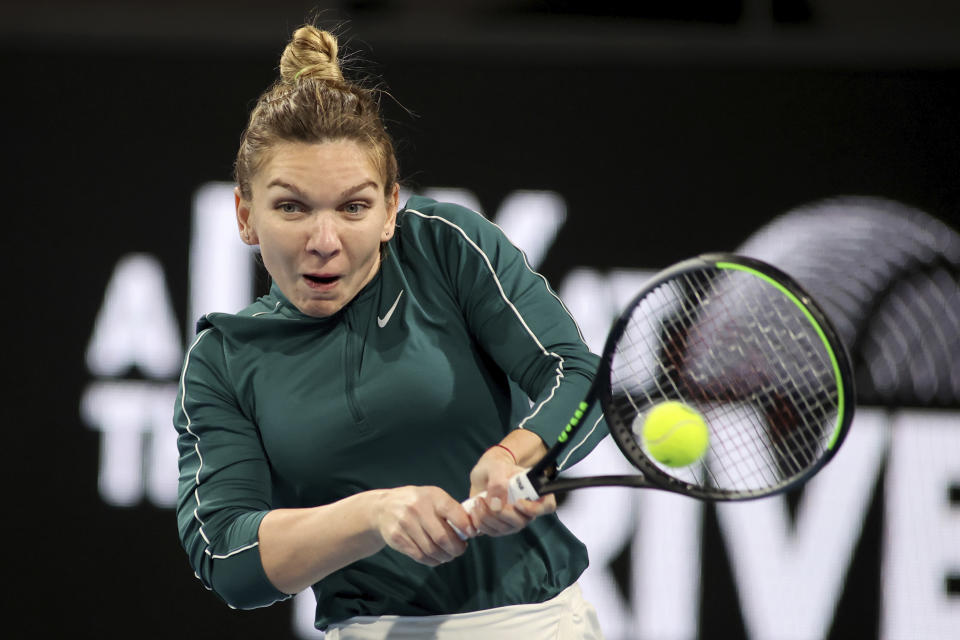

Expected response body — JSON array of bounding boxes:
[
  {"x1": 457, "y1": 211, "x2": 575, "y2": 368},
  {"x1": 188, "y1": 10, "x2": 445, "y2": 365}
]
[{"x1": 208, "y1": 510, "x2": 292, "y2": 610}]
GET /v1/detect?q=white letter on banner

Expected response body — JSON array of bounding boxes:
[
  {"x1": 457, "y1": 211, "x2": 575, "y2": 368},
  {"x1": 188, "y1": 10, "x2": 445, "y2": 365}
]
[
  {"x1": 557, "y1": 267, "x2": 676, "y2": 640},
  {"x1": 85, "y1": 253, "x2": 182, "y2": 378},
  {"x1": 190, "y1": 182, "x2": 255, "y2": 329},
  {"x1": 558, "y1": 436, "x2": 642, "y2": 640},
  {"x1": 632, "y1": 490, "x2": 703, "y2": 640},
  {"x1": 716, "y1": 409, "x2": 888, "y2": 640},
  {"x1": 490, "y1": 190, "x2": 566, "y2": 270},
  {"x1": 881, "y1": 409, "x2": 960, "y2": 640},
  {"x1": 80, "y1": 381, "x2": 179, "y2": 507}
]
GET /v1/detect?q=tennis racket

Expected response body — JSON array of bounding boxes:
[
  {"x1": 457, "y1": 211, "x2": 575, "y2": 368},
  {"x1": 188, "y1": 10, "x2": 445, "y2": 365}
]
[{"x1": 454, "y1": 253, "x2": 855, "y2": 536}]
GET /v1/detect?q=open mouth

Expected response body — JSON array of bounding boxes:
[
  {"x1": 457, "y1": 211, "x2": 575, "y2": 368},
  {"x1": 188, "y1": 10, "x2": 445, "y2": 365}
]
[{"x1": 304, "y1": 274, "x2": 341, "y2": 286}]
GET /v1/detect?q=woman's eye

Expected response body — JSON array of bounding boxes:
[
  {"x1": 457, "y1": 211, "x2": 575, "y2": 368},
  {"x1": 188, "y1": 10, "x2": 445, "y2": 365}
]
[
  {"x1": 344, "y1": 202, "x2": 367, "y2": 215},
  {"x1": 278, "y1": 202, "x2": 300, "y2": 214}
]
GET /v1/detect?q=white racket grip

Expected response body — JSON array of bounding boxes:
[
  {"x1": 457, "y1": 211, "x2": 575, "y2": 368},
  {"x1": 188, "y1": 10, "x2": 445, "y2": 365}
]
[
  {"x1": 507, "y1": 471, "x2": 540, "y2": 502},
  {"x1": 448, "y1": 471, "x2": 540, "y2": 540}
]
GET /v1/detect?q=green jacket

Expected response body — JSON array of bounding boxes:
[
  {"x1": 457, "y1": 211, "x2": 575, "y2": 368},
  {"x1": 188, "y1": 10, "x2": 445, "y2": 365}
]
[{"x1": 174, "y1": 196, "x2": 607, "y2": 629}]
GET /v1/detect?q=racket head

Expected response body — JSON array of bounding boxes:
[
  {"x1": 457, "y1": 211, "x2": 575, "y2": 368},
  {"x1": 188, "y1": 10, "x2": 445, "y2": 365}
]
[{"x1": 596, "y1": 253, "x2": 855, "y2": 501}]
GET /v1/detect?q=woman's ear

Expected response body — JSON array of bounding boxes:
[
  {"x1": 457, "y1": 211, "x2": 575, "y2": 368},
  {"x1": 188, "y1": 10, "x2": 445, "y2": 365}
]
[
  {"x1": 382, "y1": 183, "x2": 400, "y2": 242},
  {"x1": 235, "y1": 187, "x2": 259, "y2": 245}
]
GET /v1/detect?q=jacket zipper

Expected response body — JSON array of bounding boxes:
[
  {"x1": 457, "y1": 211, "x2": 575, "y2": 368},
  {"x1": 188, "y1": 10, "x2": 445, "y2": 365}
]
[{"x1": 343, "y1": 311, "x2": 366, "y2": 425}]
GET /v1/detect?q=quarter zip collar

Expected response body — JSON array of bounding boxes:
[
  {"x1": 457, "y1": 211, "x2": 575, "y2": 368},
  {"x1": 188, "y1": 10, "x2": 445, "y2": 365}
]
[{"x1": 266, "y1": 269, "x2": 383, "y2": 322}]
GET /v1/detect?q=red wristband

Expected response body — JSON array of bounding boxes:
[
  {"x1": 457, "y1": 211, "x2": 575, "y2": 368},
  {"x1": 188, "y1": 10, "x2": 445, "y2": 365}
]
[{"x1": 487, "y1": 443, "x2": 518, "y2": 465}]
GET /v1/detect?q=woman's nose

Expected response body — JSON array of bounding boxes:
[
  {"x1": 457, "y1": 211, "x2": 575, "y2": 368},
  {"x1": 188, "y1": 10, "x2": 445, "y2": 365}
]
[{"x1": 305, "y1": 215, "x2": 342, "y2": 257}]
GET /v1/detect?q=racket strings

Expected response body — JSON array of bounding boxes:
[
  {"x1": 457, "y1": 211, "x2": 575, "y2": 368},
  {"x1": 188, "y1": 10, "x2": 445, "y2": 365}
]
[
  {"x1": 678, "y1": 271, "x2": 807, "y2": 490},
  {"x1": 692, "y1": 271, "x2": 836, "y2": 487},
  {"x1": 712, "y1": 273, "x2": 836, "y2": 471},
  {"x1": 608, "y1": 266, "x2": 841, "y2": 498}
]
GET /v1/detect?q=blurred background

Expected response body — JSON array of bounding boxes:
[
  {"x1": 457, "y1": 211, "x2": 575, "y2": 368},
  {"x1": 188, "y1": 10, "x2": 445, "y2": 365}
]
[{"x1": 4, "y1": 1, "x2": 958, "y2": 638}]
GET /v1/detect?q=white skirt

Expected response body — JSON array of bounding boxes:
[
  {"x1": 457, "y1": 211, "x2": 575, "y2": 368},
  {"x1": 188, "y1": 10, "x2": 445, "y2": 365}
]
[{"x1": 324, "y1": 583, "x2": 605, "y2": 639}]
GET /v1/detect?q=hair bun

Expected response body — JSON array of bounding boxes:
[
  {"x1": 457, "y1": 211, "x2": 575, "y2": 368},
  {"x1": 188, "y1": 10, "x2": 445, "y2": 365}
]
[{"x1": 280, "y1": 25, "x2": 344, "y2": 84}]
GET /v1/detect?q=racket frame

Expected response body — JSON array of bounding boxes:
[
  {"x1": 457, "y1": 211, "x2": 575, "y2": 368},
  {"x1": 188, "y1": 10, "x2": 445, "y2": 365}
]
[{"x1": 523, "y1": 253, "x2": 856, "y2": 502}]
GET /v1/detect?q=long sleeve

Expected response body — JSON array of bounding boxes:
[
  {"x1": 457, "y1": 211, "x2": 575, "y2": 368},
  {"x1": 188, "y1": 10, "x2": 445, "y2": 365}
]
[
  {"x1": 173, "y1": 327, "x2": 290, "y2": 609},
  {"x1": 403, "y1": 199, "x2": 607, "y2": 469}
]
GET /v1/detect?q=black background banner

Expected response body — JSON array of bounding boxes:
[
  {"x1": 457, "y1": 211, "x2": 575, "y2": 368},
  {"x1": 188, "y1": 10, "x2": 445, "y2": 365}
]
[{"x1": 6, "y1": 2, "x2": 959, "y2": 638}]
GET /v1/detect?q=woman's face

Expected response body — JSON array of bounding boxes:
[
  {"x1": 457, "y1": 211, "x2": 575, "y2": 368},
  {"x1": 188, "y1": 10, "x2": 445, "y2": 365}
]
[{"x1": 236, "y1": 139, "x2": 398, "y2": 318}]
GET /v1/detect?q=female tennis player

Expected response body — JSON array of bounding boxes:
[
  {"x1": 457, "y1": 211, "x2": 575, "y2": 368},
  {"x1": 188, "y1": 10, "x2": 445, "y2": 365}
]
[{"x1": 174, "y1": 24, "x2": 606, "y2": 639}]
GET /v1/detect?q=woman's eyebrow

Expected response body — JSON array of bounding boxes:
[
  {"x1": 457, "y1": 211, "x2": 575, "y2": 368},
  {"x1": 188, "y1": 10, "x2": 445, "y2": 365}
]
[
  {"x1": 339, "y1": 181, "x2": 378, "y2": 198},
  {"x1": 265, "y1": 179, "x2": 308, "y2": 198},
  {"x1": 264, "y1": 180, "x2": 378, "y2": 199}
]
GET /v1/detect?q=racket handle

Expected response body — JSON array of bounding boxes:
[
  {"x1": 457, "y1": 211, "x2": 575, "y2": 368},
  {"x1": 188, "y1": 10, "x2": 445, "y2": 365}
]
[
  {"x1": 507, "y1": 471, "x2": 540, "y2": 501},
  {"x1": 448, "y1": 471, "x2": 541, "y2": 540}
]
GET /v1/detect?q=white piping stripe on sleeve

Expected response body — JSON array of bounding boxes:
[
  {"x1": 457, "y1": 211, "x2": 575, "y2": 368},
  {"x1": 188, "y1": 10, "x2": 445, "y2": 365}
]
[
  {"x1": 211, "y1": 542, "x2": 260, "y2": 559},
  {"x1": 482, "y1": 217, "x2": 589, "y2": 347},
  {"x1": 407, "y1": 208, "x2": 566, "y2": 430},
  {"x1": 557, "y1": 415, "x2": 605, "y2": 471},
  {"x1": 474, "y1": 212, "x2": 600, "y2": 452},
  {"x1": 476, "y1": 215, "x2": 599, "y2": 448},
  {"x1": 179, "y1": 327, "x2": 260, "y2": 567},
  {"x1": 407, "y1": 209, "x2": 555, "y2": 356},
  {"x1": 180, "y1": 328, "x2": 212, "y2": 541}
]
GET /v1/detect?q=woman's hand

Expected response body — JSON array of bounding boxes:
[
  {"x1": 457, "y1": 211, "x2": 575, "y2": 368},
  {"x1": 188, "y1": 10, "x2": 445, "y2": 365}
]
[
  {"x1": 259, "y1": 485, "x2": 474, "y2": 594},
  {"x1": 467, "y1": 434, "x2": 557, "y2": 537},
  {"x1": 373, "y1": 485, "x2": 475, "y2": 565}
]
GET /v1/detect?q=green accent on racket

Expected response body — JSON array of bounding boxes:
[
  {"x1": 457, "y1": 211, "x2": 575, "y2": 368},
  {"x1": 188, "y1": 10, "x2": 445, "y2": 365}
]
[{"x1": 716, "y1": 260, "x2": 847, "y2": 450}]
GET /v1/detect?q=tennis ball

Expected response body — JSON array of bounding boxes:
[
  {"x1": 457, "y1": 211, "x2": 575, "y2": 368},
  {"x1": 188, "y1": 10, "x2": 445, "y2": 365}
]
[{"x1": 641, "y1": 401, "x2": 709, "y2": 467}]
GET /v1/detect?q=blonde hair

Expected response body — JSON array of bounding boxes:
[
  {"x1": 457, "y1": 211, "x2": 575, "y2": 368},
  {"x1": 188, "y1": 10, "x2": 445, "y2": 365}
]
[{"x1": 235, "y1": 26, "x2": 398, "y2": 200}]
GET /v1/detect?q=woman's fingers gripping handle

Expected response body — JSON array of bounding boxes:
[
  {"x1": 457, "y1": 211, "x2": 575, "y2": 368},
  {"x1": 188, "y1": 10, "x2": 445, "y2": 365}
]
[
  {"x1": 448, "y1": 471, "x2": 541, "y2": 540},
  {"x1": 376, "y1": 486, "x2": 473, "y2": 565},
  {"x1": 448, "y1": 495, "x2": 481, "y2": 540}
]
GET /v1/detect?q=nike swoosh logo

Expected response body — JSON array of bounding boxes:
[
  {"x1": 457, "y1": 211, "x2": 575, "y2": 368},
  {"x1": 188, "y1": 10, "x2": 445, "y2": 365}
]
[{"x1": 377, "y1": 289, "x2": 404, "y2": 328}]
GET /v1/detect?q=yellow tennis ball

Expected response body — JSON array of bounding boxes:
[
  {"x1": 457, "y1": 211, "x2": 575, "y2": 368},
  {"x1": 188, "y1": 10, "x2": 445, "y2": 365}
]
[{"x1": 641, "y1": 401, "x2": 709, "y2": 467}]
